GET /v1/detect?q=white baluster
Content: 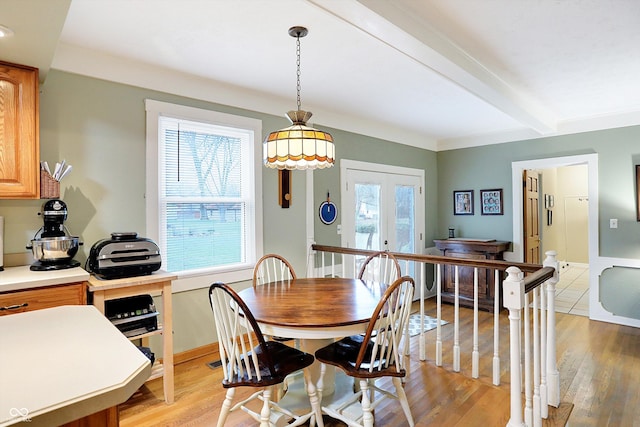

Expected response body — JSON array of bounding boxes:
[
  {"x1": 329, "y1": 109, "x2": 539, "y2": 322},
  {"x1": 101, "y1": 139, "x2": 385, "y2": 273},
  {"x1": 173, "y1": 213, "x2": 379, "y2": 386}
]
[
  {"x1": 419, "y1": 261, "x2": 427, "y2": 361},
  {"x1": 330, "y1": 252, "x2": 335, "y2": 277},
  {"x1": 472, "y1": 267, "x2": 479, "y2": 378},
  {"x1": 403, "y1": 258, "x2": 412, "y2": 380},
  {"x1": 493, "y1": 269, "x2": 501, "y2": 386},
  {"x1": 544, "y1": 250, "x2": 560, "y2": 408},
  {"x1": 504, "y1": 266, "x2": 526, "y2": 427},
  {"x1": 524, "y1": 292, "x2": 532, "y2": 426},
  {"x1": 453, "y1": 265, "x2": 460, "y2": 372},
  {"x1": 533, "y1": 288, "x2": 542, "y2": 427},
  {"x1": 436, "y1": 263, "x2": 443, "y2": 366},
  {"x1": 351, "y1": 254, "x2": 357, "y2": 278},
  {"x1": 540, "y1": 276, "x2": 548, "y2": 418},
  {"x1": 307, "y1": 246, "x2": 314, "y2": 277}
]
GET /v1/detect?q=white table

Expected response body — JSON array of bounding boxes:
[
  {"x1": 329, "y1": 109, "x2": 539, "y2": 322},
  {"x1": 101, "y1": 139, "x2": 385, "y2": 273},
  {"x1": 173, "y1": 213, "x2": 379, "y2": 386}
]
[{"x1": 0, "y1": 305, "x2": 151, "y2": 427}]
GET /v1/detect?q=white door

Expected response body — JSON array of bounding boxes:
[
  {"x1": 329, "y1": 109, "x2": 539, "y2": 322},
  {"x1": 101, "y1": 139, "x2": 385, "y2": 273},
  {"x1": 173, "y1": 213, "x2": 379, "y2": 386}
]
[{"x1": 341, "y1": 161, "x2": 424, "y2": 279}]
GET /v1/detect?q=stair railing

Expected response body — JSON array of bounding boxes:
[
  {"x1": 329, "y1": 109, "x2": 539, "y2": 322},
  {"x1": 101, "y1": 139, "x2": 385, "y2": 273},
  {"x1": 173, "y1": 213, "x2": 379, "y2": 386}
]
[{"x1": 308, "y1": 244, "x2": 559, "y2": 426}]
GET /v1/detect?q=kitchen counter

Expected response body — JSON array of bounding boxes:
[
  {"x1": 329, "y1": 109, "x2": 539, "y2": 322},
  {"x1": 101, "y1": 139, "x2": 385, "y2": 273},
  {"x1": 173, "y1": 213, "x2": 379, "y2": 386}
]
[
  {"x1": 0, "y1": 305, "x2": 151, "y2": 426},
  {"x1": 0, "y1": 265, "x2": 89, "y2": 293}
]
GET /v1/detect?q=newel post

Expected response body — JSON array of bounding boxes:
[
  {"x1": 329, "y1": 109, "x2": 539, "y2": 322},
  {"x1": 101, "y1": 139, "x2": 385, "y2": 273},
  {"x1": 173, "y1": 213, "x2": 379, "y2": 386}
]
[
  {"x1": 543, "y1": 250, "x2": 560, "y2": 407},
  {"x1": 503, "y1": 266, "x2": 526, "y2": 427}
]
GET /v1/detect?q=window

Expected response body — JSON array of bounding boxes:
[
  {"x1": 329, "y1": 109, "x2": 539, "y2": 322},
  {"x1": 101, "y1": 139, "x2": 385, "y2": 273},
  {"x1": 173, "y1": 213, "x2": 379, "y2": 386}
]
[{"x1": 145, "y1": 100, "x2": 263, "y2": 283}]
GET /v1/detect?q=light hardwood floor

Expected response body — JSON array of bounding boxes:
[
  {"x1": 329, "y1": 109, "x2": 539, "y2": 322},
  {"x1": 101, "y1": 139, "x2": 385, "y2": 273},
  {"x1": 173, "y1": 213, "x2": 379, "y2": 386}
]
[{"x1": 120, "y1": 299, "x2": 640, "y2": 426}]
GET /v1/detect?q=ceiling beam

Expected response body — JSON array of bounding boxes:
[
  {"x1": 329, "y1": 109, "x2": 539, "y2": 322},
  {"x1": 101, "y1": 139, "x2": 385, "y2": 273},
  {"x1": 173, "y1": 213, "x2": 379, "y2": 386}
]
[{"x1": 308, "y1": 0, "x2": 557, "y2": 135}]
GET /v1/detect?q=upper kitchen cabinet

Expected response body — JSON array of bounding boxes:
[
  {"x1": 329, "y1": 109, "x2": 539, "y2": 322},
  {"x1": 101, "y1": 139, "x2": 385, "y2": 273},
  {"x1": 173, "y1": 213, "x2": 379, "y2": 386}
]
[{"x1": 0, "y1": 61, "x2": 39, "y2": 199}]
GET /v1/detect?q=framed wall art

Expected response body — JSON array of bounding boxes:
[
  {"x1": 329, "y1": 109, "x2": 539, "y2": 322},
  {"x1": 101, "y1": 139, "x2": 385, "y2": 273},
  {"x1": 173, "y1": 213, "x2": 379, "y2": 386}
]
[
  {"x1": 636, "y1": 165, "x2": 640, "y2": 221},
  {"x1": 480, "y1": 188, "x2": 503, "y2": 215},
  {"x1": 453, "y1": 190, "x2": 474, "y2": 215}
]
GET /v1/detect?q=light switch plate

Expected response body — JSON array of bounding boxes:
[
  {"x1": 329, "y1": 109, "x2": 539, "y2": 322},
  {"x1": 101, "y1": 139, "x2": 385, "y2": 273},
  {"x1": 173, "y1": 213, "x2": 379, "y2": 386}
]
[{"x1": 610, "y1": 218, "x2": 618, "y2": 228}]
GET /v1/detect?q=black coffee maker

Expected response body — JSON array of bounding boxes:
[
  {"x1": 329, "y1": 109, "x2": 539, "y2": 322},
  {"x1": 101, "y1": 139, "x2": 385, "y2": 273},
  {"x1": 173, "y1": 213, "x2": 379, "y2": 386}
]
[{"x1": 27, "y1": 200, "x2": 82, "y2": 271}]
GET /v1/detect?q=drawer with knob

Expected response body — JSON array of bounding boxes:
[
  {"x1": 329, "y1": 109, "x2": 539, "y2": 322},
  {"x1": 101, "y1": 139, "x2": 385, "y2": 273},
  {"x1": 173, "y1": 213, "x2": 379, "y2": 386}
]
[{"x1": 0, "y1": 282, "x2": 86, "y2": 316}]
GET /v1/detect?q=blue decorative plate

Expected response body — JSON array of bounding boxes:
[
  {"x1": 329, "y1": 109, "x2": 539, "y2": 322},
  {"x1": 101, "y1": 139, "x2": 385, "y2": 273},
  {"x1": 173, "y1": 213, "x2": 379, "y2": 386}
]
[{"x1": 319, "y1": 200, "x2": 338, "y2": 225}]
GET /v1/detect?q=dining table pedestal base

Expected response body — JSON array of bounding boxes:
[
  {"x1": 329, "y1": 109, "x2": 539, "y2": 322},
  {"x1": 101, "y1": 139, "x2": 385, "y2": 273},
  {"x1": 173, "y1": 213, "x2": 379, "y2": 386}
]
[
  {"x1": 300, "y1": 338, "x2": 336, "y2": 395},
  {"x1": 276, "y1": 368, "x2": 357, "y2": 426}
]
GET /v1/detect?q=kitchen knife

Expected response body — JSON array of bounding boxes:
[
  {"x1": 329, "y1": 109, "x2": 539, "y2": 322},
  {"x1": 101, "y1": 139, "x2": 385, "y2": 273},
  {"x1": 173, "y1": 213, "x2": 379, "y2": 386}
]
[
  {"x1": 53, "y1": 162, "x2": 61, "y2": 180},
  {"x1": 58, "y1": 165, "x2": 73, "y2": 181}
]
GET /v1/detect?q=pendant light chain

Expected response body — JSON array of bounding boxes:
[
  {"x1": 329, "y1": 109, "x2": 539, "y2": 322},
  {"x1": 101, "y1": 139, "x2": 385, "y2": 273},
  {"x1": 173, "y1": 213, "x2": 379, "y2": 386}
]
[
  {"x1": 296, "y1": 33, "x2": 302, "y2": 111},
  {"x1": 263, "y1": 26, "x2": 334, "y2": 171}
]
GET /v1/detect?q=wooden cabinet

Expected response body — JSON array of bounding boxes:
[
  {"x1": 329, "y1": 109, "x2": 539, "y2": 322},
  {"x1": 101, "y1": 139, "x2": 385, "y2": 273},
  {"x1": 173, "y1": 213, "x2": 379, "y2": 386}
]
[
  {"x1": 434, "y1": 239, "x2": 510, "y2": 311},
  {"x1": 0, "y1": 282, "x2": 86, "y2": 316},
  {"x1": 0, "y1": 61, "x2": 40, "y2": 199}
]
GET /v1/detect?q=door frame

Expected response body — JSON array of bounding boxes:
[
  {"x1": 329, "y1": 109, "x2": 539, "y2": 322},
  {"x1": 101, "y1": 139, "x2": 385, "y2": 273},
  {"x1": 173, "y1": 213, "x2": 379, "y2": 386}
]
[
  {"x1": 512, "y1": 154, "x2": 604, "y2": 319},
  {"x1": 511, "y1": 154, "x2": 598, "y2": 264}
]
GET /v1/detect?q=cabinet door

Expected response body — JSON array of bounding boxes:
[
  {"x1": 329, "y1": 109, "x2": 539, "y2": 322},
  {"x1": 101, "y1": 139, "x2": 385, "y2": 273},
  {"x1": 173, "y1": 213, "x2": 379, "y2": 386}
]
[
  {"x1": 0, "y1": 283, "x2": 86, "y2": 316},
  {"x1": 0, "y1": 61, "x2": 39, "y2": 199},
  {"x1": 443, "y1": 251, "x2": 488, "y2": 299}
]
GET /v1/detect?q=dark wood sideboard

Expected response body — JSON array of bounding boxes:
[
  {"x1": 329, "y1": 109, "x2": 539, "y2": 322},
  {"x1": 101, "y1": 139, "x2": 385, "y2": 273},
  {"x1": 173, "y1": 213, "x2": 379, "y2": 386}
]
[{"x1": 433, "y1": 239, "x2": 511, "y2": 311}]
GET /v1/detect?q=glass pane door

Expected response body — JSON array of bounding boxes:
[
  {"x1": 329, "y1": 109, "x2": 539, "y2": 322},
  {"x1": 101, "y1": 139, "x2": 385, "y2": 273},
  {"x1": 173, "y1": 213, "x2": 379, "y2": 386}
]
[
  {"x1": 395, "y1": 184, "x2": 415, "y2": 254},
  {"x1": 343, "y1": 168, "x2": 422, "y2": 278},
  {"x1": 355, "y1": 182, "x2": 382, "y2": 251}
]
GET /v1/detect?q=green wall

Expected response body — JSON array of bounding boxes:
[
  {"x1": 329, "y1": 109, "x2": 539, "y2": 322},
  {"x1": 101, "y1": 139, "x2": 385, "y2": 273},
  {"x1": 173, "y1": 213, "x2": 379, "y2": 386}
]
[
  {"x1": 313, "y1": 127, "x2": 439, "y2": 249},
  {"x1": 437, "y1": 127, "x2": 640, "y2": 259},
  {"x1": 3, "y1": 69, "x2": 639, "y2": 353},
  {"x1": 0, "y1": 70, "x2": 436, "y2": 354}
]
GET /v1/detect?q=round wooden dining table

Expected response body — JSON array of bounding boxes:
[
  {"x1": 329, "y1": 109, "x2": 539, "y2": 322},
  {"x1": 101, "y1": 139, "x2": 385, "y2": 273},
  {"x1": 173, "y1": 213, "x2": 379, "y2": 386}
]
[{"x1": 237, "y1": 277, "x2": 387, "y2": 398}]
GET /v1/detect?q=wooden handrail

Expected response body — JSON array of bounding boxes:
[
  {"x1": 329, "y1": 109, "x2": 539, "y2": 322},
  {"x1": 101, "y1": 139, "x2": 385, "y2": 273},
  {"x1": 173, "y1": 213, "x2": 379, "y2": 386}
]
[
  {"x1": 523, "y1": 266, "x2": 555, "y2": 293},
  {"x1": 311, "y1": 244, "x2": 554, "y2": 284}
]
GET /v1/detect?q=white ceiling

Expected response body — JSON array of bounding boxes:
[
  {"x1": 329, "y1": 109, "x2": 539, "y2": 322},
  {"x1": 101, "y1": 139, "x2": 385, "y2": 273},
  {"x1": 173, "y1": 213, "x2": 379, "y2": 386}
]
[{"x1": 2, "y1": 0, "x2": 640, "y2": 151}]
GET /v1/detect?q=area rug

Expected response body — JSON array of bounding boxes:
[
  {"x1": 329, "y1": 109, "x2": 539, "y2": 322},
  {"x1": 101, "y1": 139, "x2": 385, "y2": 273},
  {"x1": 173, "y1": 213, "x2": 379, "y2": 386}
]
[{"x1": 407, "y1": 313, "x2": 448, "y2": 336}]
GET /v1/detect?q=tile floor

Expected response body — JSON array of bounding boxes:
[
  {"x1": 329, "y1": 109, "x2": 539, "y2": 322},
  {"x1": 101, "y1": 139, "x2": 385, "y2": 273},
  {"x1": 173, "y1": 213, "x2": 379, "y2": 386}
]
[{"x1": 554, "y1": 263, "x2": 590, "y2": 316}]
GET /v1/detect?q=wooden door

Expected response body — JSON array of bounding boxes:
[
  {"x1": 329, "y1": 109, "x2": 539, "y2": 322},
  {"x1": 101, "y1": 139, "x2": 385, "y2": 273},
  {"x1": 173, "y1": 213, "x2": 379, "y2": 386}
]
[{"x1": 523, "y1": 170, "x2": 541, "y2": 263}]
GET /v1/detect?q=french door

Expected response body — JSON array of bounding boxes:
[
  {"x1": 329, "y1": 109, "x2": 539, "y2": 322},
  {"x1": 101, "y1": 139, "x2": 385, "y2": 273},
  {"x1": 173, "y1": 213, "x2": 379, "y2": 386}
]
[{"x1": 341, "y1": 160, "x2": 424, "y2": 278}]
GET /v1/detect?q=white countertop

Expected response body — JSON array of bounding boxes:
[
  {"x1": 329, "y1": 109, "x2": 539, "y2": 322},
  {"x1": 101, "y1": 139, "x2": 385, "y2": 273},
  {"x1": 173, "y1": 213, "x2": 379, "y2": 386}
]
[
  {"x1": 0, "y1": 305, "x2": 151, "y2": 426},
  {"x1": 0, "y1": 265, "x2": 90, "y2": 293}
]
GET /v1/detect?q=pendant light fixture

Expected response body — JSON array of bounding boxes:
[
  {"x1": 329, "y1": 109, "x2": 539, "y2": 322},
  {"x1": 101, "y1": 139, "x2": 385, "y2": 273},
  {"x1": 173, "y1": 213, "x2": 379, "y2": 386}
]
[{"x1": 264, "y1": 26, "x2": 335, "y2": 207}]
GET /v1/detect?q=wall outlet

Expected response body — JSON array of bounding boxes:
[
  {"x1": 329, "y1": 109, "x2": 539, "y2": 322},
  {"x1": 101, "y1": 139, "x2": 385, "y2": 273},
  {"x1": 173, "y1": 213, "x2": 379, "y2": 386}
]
[{"x1": 610, "y1": 218, "x2": 618, "y2": 229}]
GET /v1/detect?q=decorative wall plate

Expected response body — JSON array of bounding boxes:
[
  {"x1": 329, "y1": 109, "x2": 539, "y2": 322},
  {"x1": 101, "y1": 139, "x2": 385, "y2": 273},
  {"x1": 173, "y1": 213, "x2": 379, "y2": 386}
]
[{"x1": 319, "y1": 195, "x2": 338, "y2": 225}]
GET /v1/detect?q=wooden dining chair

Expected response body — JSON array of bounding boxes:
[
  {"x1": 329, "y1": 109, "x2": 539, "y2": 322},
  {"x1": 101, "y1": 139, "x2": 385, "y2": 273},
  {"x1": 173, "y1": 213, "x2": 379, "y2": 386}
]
[
  {"x1": 208, "y1": 282, "x2": 324, "y2": 427},
  {"x1": 357, "y1": 250, "x2": 412, "y2": 381},
  {"x1": 358, "y1": 250, "x2": 401, "y2": 285},
  {"x1": 253, "y1": 253, "x2": 297, "y2": 287},
  {"x1": 314, "y1": 276, "x2": 416, "y2": 427},
  {"x1": 253, "y1": 254, "x2": 298, "y2": 346}
]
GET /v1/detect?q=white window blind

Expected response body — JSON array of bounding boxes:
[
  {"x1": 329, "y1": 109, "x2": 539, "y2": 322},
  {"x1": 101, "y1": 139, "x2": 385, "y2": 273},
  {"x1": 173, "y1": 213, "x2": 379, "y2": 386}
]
[{"x1": 146, "y1": 100, "x2": 262, "y2": 280}]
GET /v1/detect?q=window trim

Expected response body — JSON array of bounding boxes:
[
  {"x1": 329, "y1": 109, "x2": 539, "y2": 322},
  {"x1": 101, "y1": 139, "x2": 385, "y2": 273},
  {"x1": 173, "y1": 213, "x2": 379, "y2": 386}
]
[{"x1": 145, "y1": 99, "x2": 263, "y2": 291}]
